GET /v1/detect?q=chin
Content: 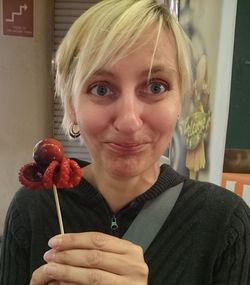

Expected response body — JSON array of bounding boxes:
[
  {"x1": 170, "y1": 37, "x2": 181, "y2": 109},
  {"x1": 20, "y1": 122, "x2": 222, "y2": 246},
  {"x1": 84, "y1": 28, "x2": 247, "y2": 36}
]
[{"x1": 106, "y1": 155, "x2": 156, "y2": 178}]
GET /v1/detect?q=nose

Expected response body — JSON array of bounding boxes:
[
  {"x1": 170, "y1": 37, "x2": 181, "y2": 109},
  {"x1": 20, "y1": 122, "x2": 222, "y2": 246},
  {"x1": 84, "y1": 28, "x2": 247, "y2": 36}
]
[{"x1": 113, "y1": 93, "x2": 143, "y2": 133}]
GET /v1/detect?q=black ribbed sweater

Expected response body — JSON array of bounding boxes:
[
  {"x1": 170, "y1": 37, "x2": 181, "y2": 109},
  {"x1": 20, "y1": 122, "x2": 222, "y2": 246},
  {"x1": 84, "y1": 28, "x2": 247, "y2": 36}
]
[{"x1": 0, "y1": 163, "x2": 250, "y2": 284}]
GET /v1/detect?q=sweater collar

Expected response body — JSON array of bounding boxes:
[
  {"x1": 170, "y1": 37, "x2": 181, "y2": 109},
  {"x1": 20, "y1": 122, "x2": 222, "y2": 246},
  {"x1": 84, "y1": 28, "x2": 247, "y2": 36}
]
[{"x1": 71, "y1": 160, "x2": 186, "y2": 209}]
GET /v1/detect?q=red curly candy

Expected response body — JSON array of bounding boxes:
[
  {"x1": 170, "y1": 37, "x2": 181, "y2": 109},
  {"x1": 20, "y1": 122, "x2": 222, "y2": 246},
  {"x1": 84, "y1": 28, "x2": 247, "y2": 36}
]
[
  {"x1": 56, "y1": 158, "x2": 71, "y2": 188},
  {"x1": 19, "y1": 138, "x2": 82, "y2": 190},
  {"x1": 43, "y1": 160, "x2": 60, "y2": 189},
  {"x1": 69, "y1": 159, "x2": 82, "y2": 186},
  {"x1": 19, "y1": 159, "x2": 82, "y2": 190},
  {"x1": 19, "y1": 163, "x2": 44, "y2": 190}
]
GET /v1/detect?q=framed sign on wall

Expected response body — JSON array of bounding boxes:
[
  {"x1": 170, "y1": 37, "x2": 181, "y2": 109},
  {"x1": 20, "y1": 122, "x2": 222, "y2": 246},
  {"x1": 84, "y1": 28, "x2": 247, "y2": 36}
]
[{"x1": 2, "y1": 0, "x2": 33, "y2": 37}]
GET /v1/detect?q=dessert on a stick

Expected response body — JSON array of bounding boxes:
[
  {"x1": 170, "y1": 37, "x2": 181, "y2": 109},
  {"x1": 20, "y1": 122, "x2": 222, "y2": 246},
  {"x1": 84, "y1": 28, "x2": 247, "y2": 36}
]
[{"x1": 18, "y1": 138, "x2": 82, "y2": 233}]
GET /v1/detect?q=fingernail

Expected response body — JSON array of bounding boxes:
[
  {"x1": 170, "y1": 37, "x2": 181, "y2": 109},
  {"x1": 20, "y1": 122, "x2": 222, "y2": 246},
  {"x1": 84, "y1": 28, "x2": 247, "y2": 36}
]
[
  {"x1": 44, "y1": 263, "x2": 57, "y2": 277},
  {"x1": 44, "y1": 249, "x2": 56, "y2": 261},
  {"x1": 48, "y1": 235, "x2": 62, "y2": 248}
]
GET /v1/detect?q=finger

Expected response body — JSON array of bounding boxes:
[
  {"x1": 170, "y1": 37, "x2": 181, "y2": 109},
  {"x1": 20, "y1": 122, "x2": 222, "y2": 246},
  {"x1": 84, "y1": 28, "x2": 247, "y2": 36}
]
[
  {"x1": 44, "y1": 248, "x2": 145, "y2": 276},
  {"x1": 44, "y1": 262, "x2": 123, "y2": 285},
  {"x1": 29, "y1": 264, "x2": 56, "y2": 285},
  {"x1": 48, "y1": 232, "x2": 140, "y2": 255}
]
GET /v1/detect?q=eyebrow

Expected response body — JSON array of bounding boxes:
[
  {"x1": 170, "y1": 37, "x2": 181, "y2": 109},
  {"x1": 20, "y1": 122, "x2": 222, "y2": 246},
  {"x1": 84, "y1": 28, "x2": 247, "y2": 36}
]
[
  {"x1": 92, "y1": 64, "x2": 178, "y2": 78},
  {"x1": 92, "y1": 69, "x2": 114, "y2": 77},
  {"x1": 143, "y1": 65, "x2": 178, "y2": 78}
]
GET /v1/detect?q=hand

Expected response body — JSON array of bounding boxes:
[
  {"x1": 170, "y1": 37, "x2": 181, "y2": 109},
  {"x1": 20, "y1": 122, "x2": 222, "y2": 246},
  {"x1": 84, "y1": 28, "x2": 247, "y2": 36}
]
[
  {"x1": 42, "y1": 232, "x2": 148, "y2": 285},
  {"x1": 29, "y1": 264, "x2": 59, "y2": 285}
]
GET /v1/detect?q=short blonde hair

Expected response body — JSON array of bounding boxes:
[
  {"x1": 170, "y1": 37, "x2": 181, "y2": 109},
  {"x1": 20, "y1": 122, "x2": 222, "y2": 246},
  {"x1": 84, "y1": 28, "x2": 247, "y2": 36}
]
[{"x1": 55, "y1": 0, "x2": 192, "y2": 134}]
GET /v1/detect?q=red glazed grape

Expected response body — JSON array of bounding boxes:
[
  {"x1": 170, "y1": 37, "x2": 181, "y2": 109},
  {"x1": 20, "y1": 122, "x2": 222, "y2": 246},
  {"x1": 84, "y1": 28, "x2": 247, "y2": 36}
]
[
  {"x1": 33, "y1": 138, "x2": 64, "y2": 170},
  {"x1": 19, "y1": 138, "x2": 81, "y2": 190}
]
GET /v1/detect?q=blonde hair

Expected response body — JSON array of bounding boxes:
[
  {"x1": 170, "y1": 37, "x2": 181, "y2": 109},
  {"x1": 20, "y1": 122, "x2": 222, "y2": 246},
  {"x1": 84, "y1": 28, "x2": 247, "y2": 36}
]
[{"x1": 55, "y1": 0, "x2": 193, "y2": 134}]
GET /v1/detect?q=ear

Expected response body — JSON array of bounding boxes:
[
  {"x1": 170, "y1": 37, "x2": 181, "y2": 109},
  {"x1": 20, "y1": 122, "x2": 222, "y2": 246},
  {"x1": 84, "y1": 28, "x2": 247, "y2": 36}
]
[
  {"x1": 68, "y1": 98, "x2": 77, "y2": 123},
  {"x1": 177, "y1": 103, "x2": 182, "y2": 120}
]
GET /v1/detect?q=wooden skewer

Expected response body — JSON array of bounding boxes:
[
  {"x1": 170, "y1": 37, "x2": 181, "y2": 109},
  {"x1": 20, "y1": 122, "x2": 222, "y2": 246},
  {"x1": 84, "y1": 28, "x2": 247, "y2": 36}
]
[{"x1": 52, "y1": 184, "x2": 65, "y2": 234}]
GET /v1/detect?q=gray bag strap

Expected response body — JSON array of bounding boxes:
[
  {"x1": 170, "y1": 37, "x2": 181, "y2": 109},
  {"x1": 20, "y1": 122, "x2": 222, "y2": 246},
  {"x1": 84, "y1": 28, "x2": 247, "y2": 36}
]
[{"x1": 122, "y1": 182, "x2": 183, "y2": 252}]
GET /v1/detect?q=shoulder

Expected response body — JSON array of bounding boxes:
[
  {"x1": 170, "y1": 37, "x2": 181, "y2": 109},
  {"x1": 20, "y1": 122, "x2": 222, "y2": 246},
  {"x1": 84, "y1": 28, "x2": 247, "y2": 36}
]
[
  {"x1": 178, "y1": 178, "x2": 250, "y2": 248},
  {"x1": 6, "y1": 187, "x2": 54, "y2": 231},
  {"x1": 179, "y1": 179, "x2": 250, "y2": 233},
  {"x1": 181, "y1": 178, "x2": 245, "y2": 212},
  {"x1": 14, "y1": 186, "x2": 53, "y2": 211},
  {"x1": 2, "y1": 187, "x2": 47, "y2": 249}
]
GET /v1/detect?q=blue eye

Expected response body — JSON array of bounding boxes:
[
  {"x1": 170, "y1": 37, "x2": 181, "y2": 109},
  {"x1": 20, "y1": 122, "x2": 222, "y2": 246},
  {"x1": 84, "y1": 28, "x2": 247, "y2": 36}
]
[
  {"x1": 147, "y1": 82, "x2": 168, "y2": 95},
  {"x1": 90, "y1": 84, "x2": 111, "y2": 96}
]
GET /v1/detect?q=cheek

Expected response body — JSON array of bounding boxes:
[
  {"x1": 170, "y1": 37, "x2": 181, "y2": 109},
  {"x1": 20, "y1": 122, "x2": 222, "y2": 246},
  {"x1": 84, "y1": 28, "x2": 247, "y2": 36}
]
[
  {"x1": 75, "y1": 106, "x2": 109, "y2": 137},
  {"x1": 149, "y1": 103, "x2": 180, "y2": 135}
]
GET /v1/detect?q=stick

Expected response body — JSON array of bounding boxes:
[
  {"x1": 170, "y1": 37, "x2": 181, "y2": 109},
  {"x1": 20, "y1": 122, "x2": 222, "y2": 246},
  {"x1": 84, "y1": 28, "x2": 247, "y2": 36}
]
[{"x1": 52, "y1": 184, "x2": 65, "y2": 234}]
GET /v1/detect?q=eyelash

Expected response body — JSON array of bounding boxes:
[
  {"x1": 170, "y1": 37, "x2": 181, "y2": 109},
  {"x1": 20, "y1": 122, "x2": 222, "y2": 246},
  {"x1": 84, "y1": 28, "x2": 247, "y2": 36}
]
[
  {"x1": 87, "y1": 79, "x2": 170, "y2": 98},
  {"x1": 87, "y1": 81, "x2": 114, "y2": 98},
  {"x1": 145, "y1": 79, "x2": 170, "y2": 95},
  {"x1": 88, "y1": 82, "x2": 112, "y2": 96}
]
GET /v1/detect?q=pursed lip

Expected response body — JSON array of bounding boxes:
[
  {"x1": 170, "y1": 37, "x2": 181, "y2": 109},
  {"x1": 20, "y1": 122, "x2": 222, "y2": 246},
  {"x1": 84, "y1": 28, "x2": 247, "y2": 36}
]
[{"x1": 105, "y1": 141, "x2": 148, "y2": 153}]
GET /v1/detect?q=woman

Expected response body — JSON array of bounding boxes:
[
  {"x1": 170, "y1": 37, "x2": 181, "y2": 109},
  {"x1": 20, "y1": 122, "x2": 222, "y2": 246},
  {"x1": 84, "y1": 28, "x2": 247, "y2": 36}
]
[{"x1": 1, "y1": 0, "x2": 250, "y2": 284}]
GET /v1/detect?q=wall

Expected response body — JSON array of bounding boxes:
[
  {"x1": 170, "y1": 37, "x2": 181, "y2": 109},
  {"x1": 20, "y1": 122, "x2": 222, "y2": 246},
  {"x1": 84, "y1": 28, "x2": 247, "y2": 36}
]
[
  {"x1": 0, "y1": 0, "x2": 53, "y2": 233},
  {"x1": 204, "y1": 0, "x2": 237, "y2": 184},
  {"x1": 225, "y1": 0, "x2": 250, "y2": 149},
  {"x1": 177, "y1": 0, "x2": 237, "y2": 184}
]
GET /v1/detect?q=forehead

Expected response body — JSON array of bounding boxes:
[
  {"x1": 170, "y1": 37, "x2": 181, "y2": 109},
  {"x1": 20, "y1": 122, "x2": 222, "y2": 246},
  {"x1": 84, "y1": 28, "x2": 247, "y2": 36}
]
[
  {"x1": 101, "y1": 26, "x2": 178, "y2": 74},
  {"x1": 142, "y1": 25, "x2": 176, "y2": 55}
]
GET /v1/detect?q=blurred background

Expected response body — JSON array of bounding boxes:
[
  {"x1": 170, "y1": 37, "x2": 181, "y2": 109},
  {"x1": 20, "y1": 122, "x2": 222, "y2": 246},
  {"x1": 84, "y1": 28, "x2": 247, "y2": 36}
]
[{"x1": 0, "y1": 0, "x2": 249, "y2": 234}]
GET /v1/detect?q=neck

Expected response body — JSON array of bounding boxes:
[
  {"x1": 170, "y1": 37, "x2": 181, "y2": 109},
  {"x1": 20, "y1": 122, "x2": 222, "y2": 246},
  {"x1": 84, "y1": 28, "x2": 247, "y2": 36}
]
[{"x1": 83, "y1": 164, "x2": 160, "y2": 212}]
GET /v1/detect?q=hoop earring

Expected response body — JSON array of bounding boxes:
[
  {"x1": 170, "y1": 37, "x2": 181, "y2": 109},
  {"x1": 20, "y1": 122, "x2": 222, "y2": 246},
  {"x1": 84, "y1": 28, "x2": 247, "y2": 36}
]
[{"x1": 69, "y1": 123, "x2": 80, "y2": 138}]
